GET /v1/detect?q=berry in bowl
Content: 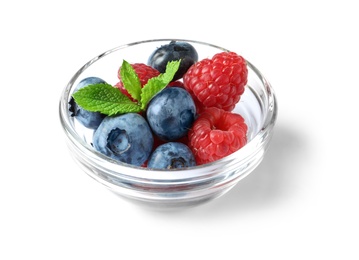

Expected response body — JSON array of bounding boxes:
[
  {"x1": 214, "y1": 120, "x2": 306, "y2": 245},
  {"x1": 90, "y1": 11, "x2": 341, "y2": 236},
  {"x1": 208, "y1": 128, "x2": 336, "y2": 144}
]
[{"x1": 59, "y1": 39, "x2": 277, "y2": 209}]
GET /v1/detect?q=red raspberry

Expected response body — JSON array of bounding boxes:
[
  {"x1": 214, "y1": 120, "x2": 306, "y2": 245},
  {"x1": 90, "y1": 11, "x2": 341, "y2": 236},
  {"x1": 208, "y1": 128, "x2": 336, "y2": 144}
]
[
  {"x1": 116, "y1": 63, "x2": 160, "y2": 101},
  {"x1": 183, "y1": 52, "x2": 248, "y2": 111},
  {"x1": 188, "y1": 107, "x2": 247, "y2": 165},
  {"x1": 167, "y1": 80, "x2": 184, "y2": 88}
]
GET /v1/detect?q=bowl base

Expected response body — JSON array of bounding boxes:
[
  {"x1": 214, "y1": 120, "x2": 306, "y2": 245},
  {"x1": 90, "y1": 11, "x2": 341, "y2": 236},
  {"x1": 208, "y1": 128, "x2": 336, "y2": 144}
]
[{"x1": 109, "y1": 188, "x2": 233, "y2": 211}]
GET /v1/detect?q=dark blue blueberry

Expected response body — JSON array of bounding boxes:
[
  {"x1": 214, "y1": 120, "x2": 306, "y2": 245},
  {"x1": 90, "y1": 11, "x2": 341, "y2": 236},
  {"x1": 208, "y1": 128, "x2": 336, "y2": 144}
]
[
  {"x1": 69, "y1": 77, "x2": 106, "y2": 129},
  {"x1": 146, "y1": 87, "x2": 196, "y2": 141},
  {"x1": 93, "y1": 113, "x2": 154, "y2": 166},
  {"x1": 147, "y1": 41, "x2": 198, "y2": 81},
  {"x1": 147, "y1": 142, "x2": 196, "y2": 169}
]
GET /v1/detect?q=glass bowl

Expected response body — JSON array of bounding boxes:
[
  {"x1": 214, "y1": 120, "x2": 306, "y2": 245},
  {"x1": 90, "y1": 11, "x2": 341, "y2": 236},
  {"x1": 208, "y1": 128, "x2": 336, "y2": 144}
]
[{"x1": 59, "y1": 39, "x2": 278, "y2": 210}]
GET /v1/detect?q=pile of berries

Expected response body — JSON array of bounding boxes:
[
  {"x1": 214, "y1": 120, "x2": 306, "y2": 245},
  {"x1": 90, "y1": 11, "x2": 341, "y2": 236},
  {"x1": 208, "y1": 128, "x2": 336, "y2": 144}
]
[{"x1": 70, "y1": 41, "x2": 248, "y2": 169}]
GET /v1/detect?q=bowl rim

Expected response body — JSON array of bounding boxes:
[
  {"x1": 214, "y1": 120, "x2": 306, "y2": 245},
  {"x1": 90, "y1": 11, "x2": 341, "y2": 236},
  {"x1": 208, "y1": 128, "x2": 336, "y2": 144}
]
[{"x1": 59, "y1": 38, "x2": 278, "y2": 181}]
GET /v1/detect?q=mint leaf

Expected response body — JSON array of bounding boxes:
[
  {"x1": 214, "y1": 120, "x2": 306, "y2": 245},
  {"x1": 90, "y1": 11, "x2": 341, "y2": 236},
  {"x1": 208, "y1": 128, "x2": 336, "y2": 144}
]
[
  {"x1": 119, "y1": 60, "x2": 142, "y2": 101},
  {"x1": 140, "y1": 60, "x2": 180, "y2": 109},
  {"x1": 72, "y1": 83, "x2": 141, "y2": 116},
  {"x1": 71, "y1": 60, "x2": 180, "y2": 117}
]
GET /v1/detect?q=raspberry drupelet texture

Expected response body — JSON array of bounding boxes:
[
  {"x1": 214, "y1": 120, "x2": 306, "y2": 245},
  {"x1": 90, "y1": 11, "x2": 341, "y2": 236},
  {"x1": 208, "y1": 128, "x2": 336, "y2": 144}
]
[
  {"x1": 115, "y1": 63, "x2": 160, "y2": 101},
  {"x1": 188, "y1": 107, "x2": 248, "y2": 165},
  {"x1": 183, "y1": 51, "x2": 248, "y2": 111}
]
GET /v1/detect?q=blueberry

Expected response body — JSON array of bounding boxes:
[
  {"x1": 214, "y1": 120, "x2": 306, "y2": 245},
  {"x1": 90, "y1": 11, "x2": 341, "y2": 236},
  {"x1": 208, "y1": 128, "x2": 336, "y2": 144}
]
[
  {"x1": 69, "y1": 77, "x2": 106, "y2": 129},
  {"x1": 146, "y1": 87, "x2": 196, "y2": 141},
  {"x1": 93, "y1": 113, "x2": 154, "y2": 166},
  {"x1": 148, "y1": 142, "x2": 196, "y2": 169},
  {"x1": 148, "y1": 41, "x2": 198, "y2": 81}
]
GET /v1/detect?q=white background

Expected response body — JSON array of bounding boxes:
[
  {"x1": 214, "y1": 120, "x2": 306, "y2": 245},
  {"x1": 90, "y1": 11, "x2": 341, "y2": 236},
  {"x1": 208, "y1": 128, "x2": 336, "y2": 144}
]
[{"x1": 1, "y1": 0, "x2": 358, "y2": 259}]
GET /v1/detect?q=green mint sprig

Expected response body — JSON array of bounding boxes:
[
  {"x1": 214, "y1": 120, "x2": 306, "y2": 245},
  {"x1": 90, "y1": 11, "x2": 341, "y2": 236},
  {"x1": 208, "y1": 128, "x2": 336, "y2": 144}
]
[
  {"x1": 119, "y1": 60, "x2": 142, "y2": 102},
  {"x1": 72, "y1": 60, "x2": 180, "y2": 116},
  {"x1": 140, "y1": 61, "x2": 180, "y2": 110}
]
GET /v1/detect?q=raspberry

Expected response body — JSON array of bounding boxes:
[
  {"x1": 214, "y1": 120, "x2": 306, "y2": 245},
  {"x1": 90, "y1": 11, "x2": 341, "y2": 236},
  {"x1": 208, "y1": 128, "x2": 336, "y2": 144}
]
[
  {"x1": 167, "y1": 80, "x2": 184, "y2": 88},
  {"x1": 116, "y1": 63, "x2": 160, "y2": 100},
  {"x1": 188, "y1": 107, "x2": 247, "y2": 165},
  {"x1": 183, "y1": 52, "x2": 248, "y2": 111}
]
